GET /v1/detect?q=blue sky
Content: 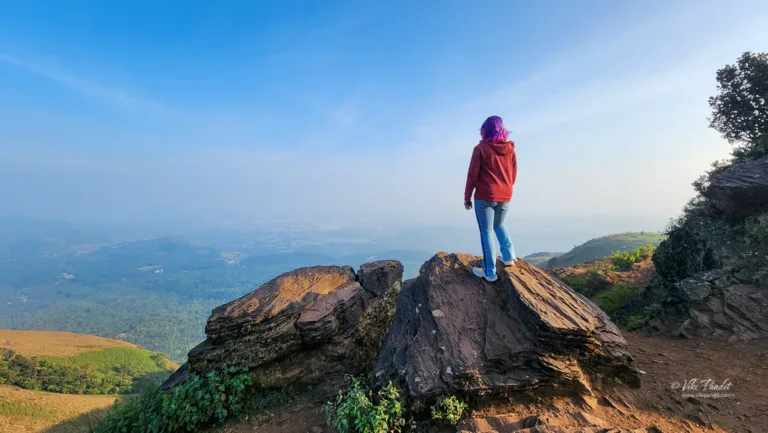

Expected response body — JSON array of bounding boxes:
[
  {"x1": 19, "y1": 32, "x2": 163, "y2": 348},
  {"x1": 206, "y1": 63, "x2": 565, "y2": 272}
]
[{"x1": 1, "y1": 0, "x2": 767, "y2": 229}]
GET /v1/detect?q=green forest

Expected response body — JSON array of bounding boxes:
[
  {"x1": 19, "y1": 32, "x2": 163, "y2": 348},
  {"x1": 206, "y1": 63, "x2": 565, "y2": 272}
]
[
  {"x1": 0, "y1": 347, "x2": 174, "y2": 395},
  {"x1": 0, "y1": 233, "x2": 433, "y2": 362}
]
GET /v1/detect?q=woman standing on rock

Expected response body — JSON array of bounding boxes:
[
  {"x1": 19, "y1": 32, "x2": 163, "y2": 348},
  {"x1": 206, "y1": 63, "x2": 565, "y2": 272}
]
[{"x1": 464, "y1": 115, "x2": 518, "y2": 282}]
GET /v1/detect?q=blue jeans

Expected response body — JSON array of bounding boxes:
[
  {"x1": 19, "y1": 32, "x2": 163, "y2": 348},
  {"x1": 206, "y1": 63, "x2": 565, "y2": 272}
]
[{"x1": 474, "y1": 200, "x2": 516, "y2": 278}]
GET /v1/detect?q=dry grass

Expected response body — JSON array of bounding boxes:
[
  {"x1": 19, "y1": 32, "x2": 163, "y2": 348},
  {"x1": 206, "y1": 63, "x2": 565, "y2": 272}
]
[
  {"x1": 0, "y1": 385, "x2": 123, "y2": 433},
  {"x1": 0, "y1": 330, "x2": 137, "y2": 357}
]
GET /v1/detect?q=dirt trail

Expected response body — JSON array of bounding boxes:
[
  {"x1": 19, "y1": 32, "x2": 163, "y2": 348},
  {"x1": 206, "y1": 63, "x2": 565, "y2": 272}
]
[
  {"x1": 216, "y1": 332, "x2": 768, "y2": 433},
  {"x1": 623, "y1": 333, "x2": 768, "y2": 433}
]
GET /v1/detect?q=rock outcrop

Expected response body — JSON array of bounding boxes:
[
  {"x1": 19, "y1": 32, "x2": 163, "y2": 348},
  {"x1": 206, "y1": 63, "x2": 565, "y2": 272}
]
[
  {"x1": 374, "y1": 253, "x2": 640, "y2": 401},
  {"x1": 650, "y1": 267, "x2": 768, "y2": 341},
  {"x1": 706, "y1": 156, "x2": 768, "y2": 217},
  {"x1": 162, "y1": 260, "x2": 403, "y2": 389}
]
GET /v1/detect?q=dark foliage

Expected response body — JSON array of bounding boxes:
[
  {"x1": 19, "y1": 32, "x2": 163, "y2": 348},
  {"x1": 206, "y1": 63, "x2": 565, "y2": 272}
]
[
  {"x1": 653, "y1": 199, "x2": 724, "y2": 282},
  {"x1": 91, "y1": 365, "x2": 298, "y2": 433},
  {"x1": 708, "y1": 51, "x2": 768, "y2": 144}
]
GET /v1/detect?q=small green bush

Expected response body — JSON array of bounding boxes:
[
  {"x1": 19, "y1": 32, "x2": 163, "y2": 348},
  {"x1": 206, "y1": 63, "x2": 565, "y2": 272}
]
[
  {"x1": 609, "y1": 244, "x2": 655, "y2": 270},
  {"x1": 622, "y1": 314, "x2": 650, "y2": 330},
  {"x1": 91, "y1": 365, "x2": 253, "y2": 433},
  {"x1": 746, "y1": 213, "x2": 768, "y2": 253},
  {"x1": 324, "y1": 377, "x2": 404, "y2": 433},
  {"x1": 563, "y1": 263, "x2": 615, "y2": 298},
  {"x1": 597, "y1": 283, "x2": 642, "y2": 315},
  {"x1": 430, "y1": 395, "x2": 468, "y2": 425}
]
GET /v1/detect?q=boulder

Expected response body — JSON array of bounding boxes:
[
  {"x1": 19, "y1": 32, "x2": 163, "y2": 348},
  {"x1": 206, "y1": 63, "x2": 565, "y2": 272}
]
[
  {"x1": 675, "y1": 278, "x2": 712, "y2": 302},
  {"x1": 673, "y1": 272, "x2": 768, "y2": 341},
  {"x1": 162, "y1": 261, "x2": 403, "y2": 389},
  {"x1": 705, "y1": 156, "x2": 768, "y2": 217},
  {"x1": 374, "y1": 253, "x2": 640, "y2": 401}
]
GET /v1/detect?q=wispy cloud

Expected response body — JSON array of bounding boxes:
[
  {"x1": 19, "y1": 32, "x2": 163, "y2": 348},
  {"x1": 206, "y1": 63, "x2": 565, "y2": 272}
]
[
  {"x1": 0, "y1": 53, "x2": 173, "y2": 115},
  {"x1": 2, "y1": 1, "x2": 768, "y2": 230}
]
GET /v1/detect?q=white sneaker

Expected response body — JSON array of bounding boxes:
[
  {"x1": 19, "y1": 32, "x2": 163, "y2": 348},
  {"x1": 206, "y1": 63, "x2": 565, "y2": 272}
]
[
  {"x1": 472, "y1": 267, "x2": 498, "y2": 282},
  {"x1": 501, "y1": 258, "x2": 517, "y2": 267}
]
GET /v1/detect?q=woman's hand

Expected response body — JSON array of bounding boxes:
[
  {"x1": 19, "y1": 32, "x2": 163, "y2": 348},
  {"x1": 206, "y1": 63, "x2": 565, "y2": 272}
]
[{"x1": 464, "y1": 201, "x2": 472, "y2": 210}]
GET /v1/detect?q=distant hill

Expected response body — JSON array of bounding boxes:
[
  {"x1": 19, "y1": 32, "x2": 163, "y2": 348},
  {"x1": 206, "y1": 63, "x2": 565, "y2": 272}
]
[
  {"x1": 545, "y1": 232, "x2": 666, "y2": 268},
  {"x1": 524, "y1": 252, "x2": 563, "y2": 267}
]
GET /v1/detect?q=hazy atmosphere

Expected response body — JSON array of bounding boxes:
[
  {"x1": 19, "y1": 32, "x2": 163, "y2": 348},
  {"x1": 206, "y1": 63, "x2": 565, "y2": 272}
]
[
  {"x1": 2, "y1": 0, "x2": 766, "y2": 230},
  {"x1": 3, "y1": 1, "x2": 768, "y2": 432}
]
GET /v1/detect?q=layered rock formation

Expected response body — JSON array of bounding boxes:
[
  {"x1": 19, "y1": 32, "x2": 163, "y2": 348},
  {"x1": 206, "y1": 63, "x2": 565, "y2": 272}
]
[
  {"x1": 649, "y1": 267, "x2": 768, "y2": 341},
  {"x1": 706, "y1": 156, "x2": 768, "y2": 217},
  {"x1": 647, "y1": 155, "x2": 768, "y2": 342},
  {"x1": 162, "y1": 260, "x2": 403, "y2": 389},
  {"x1": 374, "y1": 253, "x2": 640, "y2": 401}
]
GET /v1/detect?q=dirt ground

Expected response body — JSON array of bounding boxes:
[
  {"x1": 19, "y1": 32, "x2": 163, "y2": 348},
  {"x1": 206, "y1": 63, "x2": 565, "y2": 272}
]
[
  {"x1": 215, "y1": 333, "x2": 768, "y2": 433},
  {"x1": 623, "y1": 333, "x2": 768, "y2": 433}
]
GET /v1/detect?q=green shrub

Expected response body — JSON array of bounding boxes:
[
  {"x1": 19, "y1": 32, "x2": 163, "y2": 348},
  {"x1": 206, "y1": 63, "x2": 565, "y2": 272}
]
[
  {"x1": 91, "y1": 365, "x2": 253, "y2": 433},
  {"x1": 563, "y1": 263, "x2": 615, "y2": 298},
  {"x1": 746, "y1": 212, "x2": 768, "y2": 252},
  {"x1": 609, "y1": 244, "x2": 655, "y2": 270},
  {"x1": 324, "y1": 376, "x2": 404, "y2": 433},
  {"x1": 622, "y1": 314, "x2": 650, "y2": 331},
  {"x1": 430, "y1": 395, "x2": 468, "y2": 425},
  {"x1": 597, "y1": 283, "x2": 642, "y2": 315}
]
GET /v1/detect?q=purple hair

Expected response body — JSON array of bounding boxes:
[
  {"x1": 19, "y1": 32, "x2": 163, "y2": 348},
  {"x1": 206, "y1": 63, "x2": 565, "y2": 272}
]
[{"x1": 480, "y1": 116, "x2": 509, "y2": 143}]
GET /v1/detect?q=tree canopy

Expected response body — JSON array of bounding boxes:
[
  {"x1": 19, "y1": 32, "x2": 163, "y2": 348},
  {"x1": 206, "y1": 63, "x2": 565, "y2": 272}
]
[{"x1": 708, "y1": 51, "x2": 768, "y2": 146}]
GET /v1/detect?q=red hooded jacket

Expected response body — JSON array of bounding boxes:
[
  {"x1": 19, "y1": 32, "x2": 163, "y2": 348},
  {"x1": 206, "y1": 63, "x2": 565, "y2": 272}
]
[{"x1": 464, "y1": 140, "x2": 517, "y2": 203}]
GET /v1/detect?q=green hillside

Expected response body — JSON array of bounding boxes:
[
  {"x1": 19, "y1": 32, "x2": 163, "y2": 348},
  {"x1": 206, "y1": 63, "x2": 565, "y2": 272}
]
[
  {"x1": 524, "y1": 252, "x2": 563, "y2": 267},
  {"x1": 0, "y1": 330, "x2": 177, "y2": 396},
  {"x1": 545, "y1": 232, "x2": 666, "y2": 268}
]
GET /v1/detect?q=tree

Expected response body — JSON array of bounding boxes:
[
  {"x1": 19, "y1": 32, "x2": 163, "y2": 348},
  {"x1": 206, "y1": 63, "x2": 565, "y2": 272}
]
[{"x1": 708, "y1": 52, "x2": 768, "y2": 145}]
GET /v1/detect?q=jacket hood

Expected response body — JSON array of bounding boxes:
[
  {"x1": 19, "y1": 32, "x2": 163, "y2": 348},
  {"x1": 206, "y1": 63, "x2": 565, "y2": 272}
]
[{"x1": 481, "y1": 140, "x2": 515, "y2": 156}]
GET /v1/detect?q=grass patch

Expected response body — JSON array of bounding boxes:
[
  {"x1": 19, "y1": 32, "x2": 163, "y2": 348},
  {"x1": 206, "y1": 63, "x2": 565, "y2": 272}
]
[
  {"x1": 45, "y1": 347, "x2": 172, "y2": 376},
  {"x1": 0, "y1": 394, "x2": 58, "y2": 420},
  {"x1": 0, "y1": 385, "x2": 121, "y2": 433},
  {"x1": 0, "y1": 330, "x2": 138, "y2": 358}
]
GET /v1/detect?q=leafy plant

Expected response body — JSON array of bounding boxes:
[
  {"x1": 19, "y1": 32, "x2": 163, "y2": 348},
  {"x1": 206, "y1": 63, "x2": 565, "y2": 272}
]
[
  {"x1": 323, "y1": 376, "x2": 404, "y2": 433},
  {"x1": 562, "y1": 263, "x2": 616, "y2": 298},
  {"x1": 430, "y1": 395, "x2": 468, "y2": 425},
  {"x1": 622, "y1": 314, "x2": 650, "y2": 331},
  {"x1": 608, "y1": 244, "x2": 655, "y2": 270},
  {"x1": 597, "y1": 283, "x2": 642, "y2": 315},
  {"x1": 91, "y1": 364, "x2": 254, "y2": 433}
]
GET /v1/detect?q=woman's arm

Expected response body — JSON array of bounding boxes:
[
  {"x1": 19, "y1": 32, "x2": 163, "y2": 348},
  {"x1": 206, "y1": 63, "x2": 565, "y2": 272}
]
[{"x1": 464, "y1": 146, "x2": 482, "y2": 204}]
